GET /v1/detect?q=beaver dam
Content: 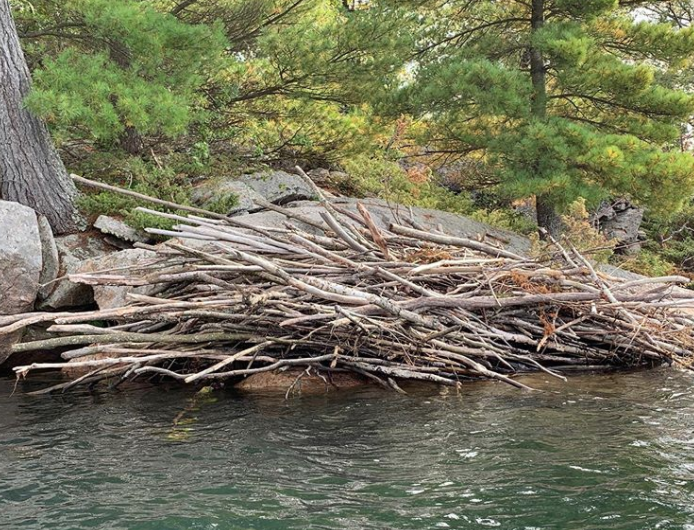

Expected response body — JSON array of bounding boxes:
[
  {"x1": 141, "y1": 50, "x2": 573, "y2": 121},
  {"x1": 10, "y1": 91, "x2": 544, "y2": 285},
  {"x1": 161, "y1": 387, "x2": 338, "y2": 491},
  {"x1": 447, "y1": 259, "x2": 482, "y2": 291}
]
[{"x1": 5, "y1": 173, "x2": 694, "y2": 394}]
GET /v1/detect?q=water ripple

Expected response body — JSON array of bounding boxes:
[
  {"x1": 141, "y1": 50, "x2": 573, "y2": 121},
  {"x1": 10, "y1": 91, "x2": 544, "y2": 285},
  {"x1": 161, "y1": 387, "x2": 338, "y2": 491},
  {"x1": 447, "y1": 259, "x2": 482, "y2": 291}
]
[{"x1": 1, "y1": 369, "x2": 693, "y2": 529}]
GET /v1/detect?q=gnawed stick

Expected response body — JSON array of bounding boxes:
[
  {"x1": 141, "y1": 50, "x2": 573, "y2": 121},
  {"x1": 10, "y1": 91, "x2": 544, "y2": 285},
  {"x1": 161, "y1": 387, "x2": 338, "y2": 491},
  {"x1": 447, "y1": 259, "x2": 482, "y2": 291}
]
[
  {"x1": 12, "y1": 331, "x2": 254, "y2": 353},
  {"x1": 71, "y1": 174, "x2": 230, "y2": 220},
  {"x1": 9, "y1": 173, "x2": 694, "y2": 394}
]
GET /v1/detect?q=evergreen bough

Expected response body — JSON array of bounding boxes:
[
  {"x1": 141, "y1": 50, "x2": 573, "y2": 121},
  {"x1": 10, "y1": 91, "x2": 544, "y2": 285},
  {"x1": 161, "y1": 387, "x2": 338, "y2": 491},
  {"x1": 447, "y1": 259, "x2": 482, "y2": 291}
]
[{"x1": 386, "y1": 0, "x2": 694, "y2": 232}]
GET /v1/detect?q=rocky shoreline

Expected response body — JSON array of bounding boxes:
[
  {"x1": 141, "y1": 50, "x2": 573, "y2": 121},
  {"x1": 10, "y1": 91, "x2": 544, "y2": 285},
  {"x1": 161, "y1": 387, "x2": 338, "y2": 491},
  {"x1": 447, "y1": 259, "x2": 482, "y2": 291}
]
[
  {"x1": 3, "y1": 169, "x2": 682, "y2": 395},
  {"x1": 0, "y1": 170, "x2": 532, "y2": 390}
]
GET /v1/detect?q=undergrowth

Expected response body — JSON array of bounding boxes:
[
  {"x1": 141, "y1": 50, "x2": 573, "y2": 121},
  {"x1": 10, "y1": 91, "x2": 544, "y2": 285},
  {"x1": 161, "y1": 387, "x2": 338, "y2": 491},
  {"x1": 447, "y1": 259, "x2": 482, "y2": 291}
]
[
  {"x1": 338, "y1": 155, "x2": 536, "y2": 235},
  {"x1": 71, "y1": 149, "x2": 240, "y2": 231}
]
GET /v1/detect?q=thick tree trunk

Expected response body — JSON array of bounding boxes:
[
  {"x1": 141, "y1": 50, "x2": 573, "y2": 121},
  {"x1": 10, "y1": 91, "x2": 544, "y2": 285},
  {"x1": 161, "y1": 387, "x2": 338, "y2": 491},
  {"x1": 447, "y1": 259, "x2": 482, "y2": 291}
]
[
  {"x1": 0, "y1": 0, "x2": 83, "y2": 234},
  {"x1": 530, "y1": 0, "x2": 562, "y2": 237}
]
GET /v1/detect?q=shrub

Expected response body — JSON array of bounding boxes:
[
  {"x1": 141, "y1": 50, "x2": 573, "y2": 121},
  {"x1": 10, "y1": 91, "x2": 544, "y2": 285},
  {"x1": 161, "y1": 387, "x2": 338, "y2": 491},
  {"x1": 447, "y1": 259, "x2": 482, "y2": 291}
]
[
  {"x1": 531, "y1": 198, "x2": 615, "y2": 263},
  {"x1": 73, "y1": 151, "x2": 234, "y2": 232},
  {"x1": 642, "y1": 202, "x2": 694, "y2": 273},
  {"x1": 615, "y1": 249, "x2": 675, "y2": 277}
]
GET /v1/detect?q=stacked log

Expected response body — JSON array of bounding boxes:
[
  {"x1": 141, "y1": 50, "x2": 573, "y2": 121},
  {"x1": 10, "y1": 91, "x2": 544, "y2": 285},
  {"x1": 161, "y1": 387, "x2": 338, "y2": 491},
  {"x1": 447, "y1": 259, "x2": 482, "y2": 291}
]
[{"x1": 4, "y1": 173, "x2": 694, "y2": 394}]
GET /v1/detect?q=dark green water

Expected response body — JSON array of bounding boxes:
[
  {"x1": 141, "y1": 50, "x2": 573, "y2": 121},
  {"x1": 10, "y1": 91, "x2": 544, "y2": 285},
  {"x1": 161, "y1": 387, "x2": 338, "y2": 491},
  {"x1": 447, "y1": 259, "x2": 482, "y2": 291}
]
[{"x1": 1, "y1": 369, "x2": 694, "y2": 530}]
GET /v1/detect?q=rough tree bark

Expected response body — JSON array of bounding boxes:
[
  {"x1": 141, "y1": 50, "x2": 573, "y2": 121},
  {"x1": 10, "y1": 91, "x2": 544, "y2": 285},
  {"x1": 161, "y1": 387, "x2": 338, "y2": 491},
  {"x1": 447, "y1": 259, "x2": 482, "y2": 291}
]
[
  {"x1": 530, "y1": 0, "x2": 563, "y2": 237},
  {"x1": 0, "y1": 0, "x2": 83, "y2": 234}
]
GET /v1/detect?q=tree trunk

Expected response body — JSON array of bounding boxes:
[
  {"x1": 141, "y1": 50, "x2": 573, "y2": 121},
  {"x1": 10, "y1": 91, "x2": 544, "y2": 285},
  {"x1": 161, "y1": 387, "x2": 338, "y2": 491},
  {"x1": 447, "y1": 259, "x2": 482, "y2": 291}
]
[
  {"x1": 530, "y1": 0, "x2": 562, "y2": 237},
  {"x1": 536, "y1": 194, "x2": 563, "y2": 237},
  {"x1": 108, "y1": 41, "x2": 145, "y2": 156},
  {"x1": 0, "y1": 0, "x2": 83, "y2": 234},
  {"x1": 529, "y1": 0, "x2": 547, "y2": 121},
  {"x1": 119, "y1": 125, "x2": 145, "y2": 156}
]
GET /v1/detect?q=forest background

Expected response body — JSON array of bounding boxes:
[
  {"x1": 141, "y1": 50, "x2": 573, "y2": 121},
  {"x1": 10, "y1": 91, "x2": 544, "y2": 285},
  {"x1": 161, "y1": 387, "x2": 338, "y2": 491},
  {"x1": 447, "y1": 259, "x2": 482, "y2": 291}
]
[{"x1": 9, "y1": 0, "x2": 694, "y2": 277}]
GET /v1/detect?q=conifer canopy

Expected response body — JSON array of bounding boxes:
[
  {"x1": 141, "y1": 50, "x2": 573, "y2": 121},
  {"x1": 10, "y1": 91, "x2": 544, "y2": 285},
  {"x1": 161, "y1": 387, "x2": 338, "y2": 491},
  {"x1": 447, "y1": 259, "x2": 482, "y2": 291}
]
[{"x1": 386, "y1": 0, "x2": 694, "y2": 219}]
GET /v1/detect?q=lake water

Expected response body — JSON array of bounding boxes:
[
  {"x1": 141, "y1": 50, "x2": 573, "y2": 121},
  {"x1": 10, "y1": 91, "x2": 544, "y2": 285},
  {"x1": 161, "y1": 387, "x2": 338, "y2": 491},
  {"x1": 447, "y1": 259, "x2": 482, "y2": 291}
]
[{"x1": 1, "y1": 368, "x2": 694, "y2": 530}]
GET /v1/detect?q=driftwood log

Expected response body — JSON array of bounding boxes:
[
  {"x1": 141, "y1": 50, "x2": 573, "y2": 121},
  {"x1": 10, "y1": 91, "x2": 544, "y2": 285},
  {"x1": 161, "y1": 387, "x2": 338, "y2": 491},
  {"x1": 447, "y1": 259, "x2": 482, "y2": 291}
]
[{"x1": 5, "y1": 170, "x2": 694, "y2": 394}]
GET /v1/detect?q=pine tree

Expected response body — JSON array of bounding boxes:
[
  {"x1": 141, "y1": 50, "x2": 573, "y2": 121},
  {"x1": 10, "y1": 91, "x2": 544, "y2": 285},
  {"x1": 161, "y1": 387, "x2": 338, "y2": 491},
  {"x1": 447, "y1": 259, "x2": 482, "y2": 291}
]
[
  {"x1": 15, "y1": 0, "x2": 227, "y2": 153},
  {"x1": 389, "y1": 0, "x2": 694, "y2": 234},
  {"x1": 14, "y1": 0, "x2": 406, "y2": 164},
  {"x1": 193, "y1": 0, "x2": 411, "y2": 163}
]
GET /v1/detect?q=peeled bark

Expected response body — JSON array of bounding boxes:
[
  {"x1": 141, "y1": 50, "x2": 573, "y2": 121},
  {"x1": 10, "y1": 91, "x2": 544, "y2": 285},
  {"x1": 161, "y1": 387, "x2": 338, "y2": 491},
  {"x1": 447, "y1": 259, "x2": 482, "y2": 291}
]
[{"x1": 0, "y1": 0, "x2": 83, "y2": 234}]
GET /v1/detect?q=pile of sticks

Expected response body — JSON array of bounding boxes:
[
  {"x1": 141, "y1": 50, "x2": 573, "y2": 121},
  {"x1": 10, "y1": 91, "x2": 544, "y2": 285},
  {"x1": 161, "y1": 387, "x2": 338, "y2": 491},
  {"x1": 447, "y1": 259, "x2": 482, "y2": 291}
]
[{"x1": 5, "y1": 174, "x2": 694, "y2": 393}]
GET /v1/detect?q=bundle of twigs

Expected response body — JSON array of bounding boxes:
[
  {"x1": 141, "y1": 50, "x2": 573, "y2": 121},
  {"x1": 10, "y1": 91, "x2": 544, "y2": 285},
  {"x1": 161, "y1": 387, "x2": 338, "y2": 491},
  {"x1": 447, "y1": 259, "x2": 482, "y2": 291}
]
[{"x1": 5, "y1": 172, "x2": 694, "y2": 394}]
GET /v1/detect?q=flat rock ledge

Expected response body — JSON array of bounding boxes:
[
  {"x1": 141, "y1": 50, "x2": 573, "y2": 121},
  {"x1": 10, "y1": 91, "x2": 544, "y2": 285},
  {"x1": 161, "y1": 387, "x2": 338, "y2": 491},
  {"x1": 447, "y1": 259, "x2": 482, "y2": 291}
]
[{"x1": 235, "y1": 369, "x2": 369, "y2": 394}]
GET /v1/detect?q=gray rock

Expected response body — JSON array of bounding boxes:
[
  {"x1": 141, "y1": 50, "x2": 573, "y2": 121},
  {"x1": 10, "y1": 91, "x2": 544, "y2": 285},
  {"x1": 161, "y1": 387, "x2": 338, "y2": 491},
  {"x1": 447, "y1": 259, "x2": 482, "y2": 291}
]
[
  {"x1": 596, "y1": 262, "x2": 692, "y2": 306},
  {"x1": 597, "y1": 263, "x2": 643, "y2": 281},
  {"x1": 38, "y1": 232, "x2": 112, "y2": 309},
  {"x1": 594, "y1": 198, "x2": 644, "y2": 255},
  {"x1": 0, "y1": 201, "x2": 42, "y2": 365},
  {"x1": 307, "y1": 168, "x2": 330, "y2": 183},
  {"x1": 37, "y1": 215, "x2": 59, "y2": 291},
  {"x1": 159, "y1": 196, "x2": 664, "y2": 307},
  {"x1": 434, "y1": 158, "x2": 487, "y2": 194},
  {"x1": 79, "y1": 248, "x2": 159, "y2": 309},
  {"x1": 165, "y1": 196, "x2": 531, "y2": 257},
  {"x1": 191, "y1": 170, "x2": 316, "y2": 216},
  {"x1": 192, "y1": 179, "x2": 265, "y2": 216},
  {"x1": 0, "y1": 332, "x2": 23, "y2": 368},
  {"x1": 239, "y1": 170, "x2": 315, "y2": 205},
  {"x1": 103, "y1": 235, "x2": 134, "y2": 250},
  {"x1": 94, "y1": 215, "x2": 148, "y2": 244},
  {"x1": 0, "y1": 201, "x2": 42, "y2": 315},
  {"x1": 328, "y1": 170, "x2": 348, "y2": 179}
]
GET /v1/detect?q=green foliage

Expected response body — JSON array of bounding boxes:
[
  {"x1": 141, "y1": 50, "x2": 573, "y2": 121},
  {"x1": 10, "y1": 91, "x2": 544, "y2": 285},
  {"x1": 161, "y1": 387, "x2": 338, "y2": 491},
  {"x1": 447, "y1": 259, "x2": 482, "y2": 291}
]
[
  {"x1": 386, "y1": 0, "x2": 694, "y2": 220},
  {"x1": 529, "y1": 198, "x2": 615, "y2": 262},
  {"x1": 469, "y1": 209, "x2": 537, "y2": 236},
  {"x1": 15, "y1": 0, "x2": 408, "y2": 163},
  {"x1": 639, "y1": 203, "x2": 694, "y2": 273},
  {"x1": 497, "y1": 119, "x2": 694, "y2": 214},
  {"x1": 339, "y1": 154, "x2": 535, "y2": 233},
  {"x1": 12, "y1": 0, "x2": 694, "y2": 247},
  {"x1": 19, "y1": 0, "x2": 227, "y2": 147},
  {"x1": 339, "y1": 156, "x2": 417, "y2": 200},
  {"x1": 73, "y1": 152, "x2": 234, "y2": 231},
  {"x1": 75, "y1": 155, "x2": 191, "y2": 231},
  {"x1": 233, "y1": 100, "x2": 385, "y2": 164},
  {"x1": 339, "y1": 155, "x2": 477, "y2": 213},
  {"x1": 27, "y1": 50, "x2": 190, "y2": 142},
  {"x1": 563, "y1": 198, "x2": 615, "y2": 263},
  {"x1": 184, "y1": 0, "x2": 411, "y2": 164},
  {"x1": 616, "y1": 249, "x2": 675, "y2": 278},
  {"x1": 202, "y1": 193, "x2": 239, "y2": 214}
]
